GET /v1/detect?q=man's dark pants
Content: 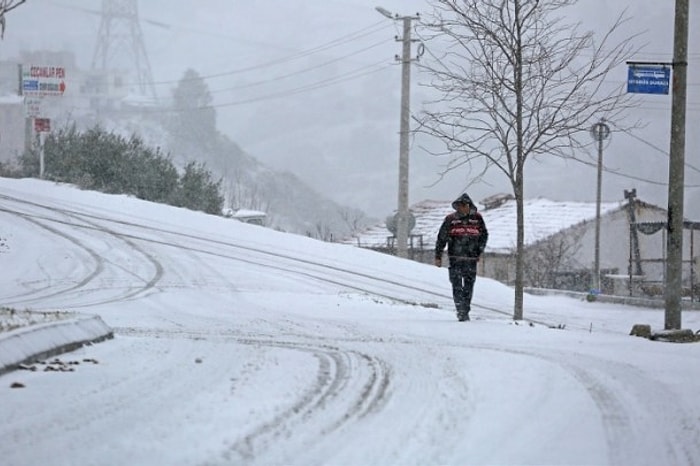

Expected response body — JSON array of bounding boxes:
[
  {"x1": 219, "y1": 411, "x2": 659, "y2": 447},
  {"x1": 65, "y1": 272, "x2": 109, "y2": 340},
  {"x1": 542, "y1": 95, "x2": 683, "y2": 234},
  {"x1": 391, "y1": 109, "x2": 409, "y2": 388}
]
[{"x1": 448, "y1": 260, "x2": 477, "y2": 315}]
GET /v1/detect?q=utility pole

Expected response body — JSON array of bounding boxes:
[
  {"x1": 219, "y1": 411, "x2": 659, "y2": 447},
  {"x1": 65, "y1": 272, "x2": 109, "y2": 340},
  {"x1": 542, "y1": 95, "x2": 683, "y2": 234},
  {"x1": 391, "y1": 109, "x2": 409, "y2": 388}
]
[
  {"x1": 665, "y1": 0, "x2": 689, "y2": 330},
  {"x1": 376, "y1": 6, "x2": 420, "y2": 259},
  {"x1": 590, "y1": 120, "x2": 610, "y2": 293}
]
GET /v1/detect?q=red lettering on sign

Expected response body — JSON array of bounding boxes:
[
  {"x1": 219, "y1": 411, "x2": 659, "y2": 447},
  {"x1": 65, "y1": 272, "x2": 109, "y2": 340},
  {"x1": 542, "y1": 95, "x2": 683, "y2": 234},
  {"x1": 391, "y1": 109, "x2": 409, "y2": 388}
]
[{"x1": 29, "y1": 66, "x2": 66, "y2": 79}]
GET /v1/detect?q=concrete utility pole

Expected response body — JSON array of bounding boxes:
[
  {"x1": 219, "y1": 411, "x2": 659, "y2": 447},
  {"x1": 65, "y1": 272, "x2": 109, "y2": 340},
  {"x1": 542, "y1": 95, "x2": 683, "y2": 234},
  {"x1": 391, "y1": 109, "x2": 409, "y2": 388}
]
[
  {"x1": 376, "y1": 6, "x2": 419, "y2": 259},
  {"x1": 665, "y1": 0, "x2": 689, "y2": 330}
]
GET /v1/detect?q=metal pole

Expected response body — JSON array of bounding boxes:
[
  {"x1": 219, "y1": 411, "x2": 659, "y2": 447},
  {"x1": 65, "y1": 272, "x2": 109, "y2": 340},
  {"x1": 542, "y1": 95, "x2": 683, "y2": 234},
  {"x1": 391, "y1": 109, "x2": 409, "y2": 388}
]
[
  {"x1": 590, "y1": 120, "x2": 609, "y2": 291},
  {"x1": 17, "y1": 63, "x2": 22, "y2": 96},
  {"x1": 396, "y1": 16, "x2": 412, "y2": 259},
  {"x1": 665, "y1": 0, "x2": 689, "y2": 330},
  {"x1": 39, "y1": 131, "x2": 45, "y2": 179},
  {"x1": 691, "y1": 229, "x2": 695, "y2": 302},
  {"x1": 594, "y1": 129, "x2": 603, "y2": 291}
]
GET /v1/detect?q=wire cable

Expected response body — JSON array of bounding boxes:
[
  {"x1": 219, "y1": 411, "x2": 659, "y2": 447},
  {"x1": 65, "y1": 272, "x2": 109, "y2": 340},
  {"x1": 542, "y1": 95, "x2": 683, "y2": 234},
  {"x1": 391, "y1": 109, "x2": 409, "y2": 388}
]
[
  {"x1": 129, "y1": 60, "x2": 393, "y2": 113},
  {"x1": 190, "y1": 61, "x2": 392, "y2": 109},
  {"x1": 148, "y1": 21, "x2": 393, "y2": 87},
  {"x1": 207, "y1": 40, "x2": 390, "y2": 95},
  {"x1": 608, "y1": 121, "x2": 700, "y2": 176}
]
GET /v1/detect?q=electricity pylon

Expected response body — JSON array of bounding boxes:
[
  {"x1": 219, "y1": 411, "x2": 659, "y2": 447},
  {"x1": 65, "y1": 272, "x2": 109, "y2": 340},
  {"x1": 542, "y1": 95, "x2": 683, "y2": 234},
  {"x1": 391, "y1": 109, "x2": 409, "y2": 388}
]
[{"x1": 91, "y1": 0, "x2": 157, "y2": 101}]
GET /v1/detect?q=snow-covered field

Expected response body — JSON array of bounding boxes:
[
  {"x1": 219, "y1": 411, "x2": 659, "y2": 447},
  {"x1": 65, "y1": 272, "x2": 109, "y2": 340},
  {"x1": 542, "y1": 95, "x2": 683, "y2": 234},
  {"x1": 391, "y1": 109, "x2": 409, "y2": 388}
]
[{"x1": 1, "y1": 177, "x2": 699, "y2": 466}]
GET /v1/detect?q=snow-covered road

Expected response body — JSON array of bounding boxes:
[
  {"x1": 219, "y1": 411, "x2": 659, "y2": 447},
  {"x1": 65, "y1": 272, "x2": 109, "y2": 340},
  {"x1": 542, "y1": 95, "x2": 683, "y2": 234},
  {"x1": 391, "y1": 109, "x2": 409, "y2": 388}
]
[{"x1": 1, "y1": 178, "x2": 699, "y2": 466}]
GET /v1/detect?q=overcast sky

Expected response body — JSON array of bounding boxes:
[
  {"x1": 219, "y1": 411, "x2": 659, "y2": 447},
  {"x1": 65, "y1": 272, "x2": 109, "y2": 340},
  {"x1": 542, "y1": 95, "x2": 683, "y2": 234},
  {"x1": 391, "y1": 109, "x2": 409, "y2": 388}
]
[{"x1": 2, "y1": 0, "x2": 698, "y2": 218}]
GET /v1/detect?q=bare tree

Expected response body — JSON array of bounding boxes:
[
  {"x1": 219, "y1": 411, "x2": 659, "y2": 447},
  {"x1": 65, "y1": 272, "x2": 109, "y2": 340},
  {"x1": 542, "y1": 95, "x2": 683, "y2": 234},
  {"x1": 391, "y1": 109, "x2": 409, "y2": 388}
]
[
  {"x1": 0, "y1": 0, "x2": 27, "y2": 39},
  {"x1": 523, "y1": 230, "x2": 584, "y2": 289},
  {"x1": 312, "y1": 221, "x2": 334, "y2": 242},
  {"x1": 339, "y1": 207, "x2": 369, "y2": 236},
  {"x1": 222, "y1": 168, "x2": 271, "y2": 215},
  {"x1": 416, "y1": 0, "x2": 640, "y2": 319}
]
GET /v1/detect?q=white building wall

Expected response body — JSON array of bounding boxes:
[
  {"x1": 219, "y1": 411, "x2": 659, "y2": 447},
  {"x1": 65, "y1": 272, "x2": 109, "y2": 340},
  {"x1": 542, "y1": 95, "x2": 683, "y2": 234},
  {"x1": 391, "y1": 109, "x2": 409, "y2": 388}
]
[
  {"x1": 481, "y1": 204, "x2": 675, "y2": 289},
  {"x1": 571, "y1": 206, "x2": 668, "y2": 280},
  {"x1": 0, "y1": 99, "x2": 25, "y2": 165}
]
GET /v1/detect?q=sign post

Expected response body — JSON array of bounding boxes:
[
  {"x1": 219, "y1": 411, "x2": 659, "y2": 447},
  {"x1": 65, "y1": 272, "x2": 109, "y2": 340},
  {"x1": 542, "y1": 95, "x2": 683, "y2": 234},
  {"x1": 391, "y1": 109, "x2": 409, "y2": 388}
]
[
  {"x1": 19, "y1": 64, "x2": 66, "y2": 178},
  {"x1": 33, "y1": 118, "x2": 50, "y2": 178}
]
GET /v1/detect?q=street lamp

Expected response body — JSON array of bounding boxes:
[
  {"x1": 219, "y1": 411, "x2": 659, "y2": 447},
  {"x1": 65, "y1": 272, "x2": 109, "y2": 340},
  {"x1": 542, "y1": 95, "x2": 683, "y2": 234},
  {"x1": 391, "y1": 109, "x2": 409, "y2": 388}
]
[
  {"x1": 376, "y1": 6, "x2": 418, "y2": 259},
  {"x1": 590, "y1": 119, "x2": 610, "y2": 293},
  {"x1": 375, "y1": 6, "x2": 394, "y2": 19}
]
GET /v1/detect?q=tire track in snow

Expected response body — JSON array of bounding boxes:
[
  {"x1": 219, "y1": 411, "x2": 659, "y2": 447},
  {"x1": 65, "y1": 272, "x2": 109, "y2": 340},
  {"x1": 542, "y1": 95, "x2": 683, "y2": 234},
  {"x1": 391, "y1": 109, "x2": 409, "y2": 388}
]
[
  {"x1": 462, "y1": 343, "x2": 700, "y2": 465},
  {"x1": 553, "y1": 352, "x2": 700, "y2": 465},
  {"x1": 55, "y1": 214, "x2": 165, "y2": 308},
  {"x1": 0, "y1": 197, "x2": 163, "y2": 307},
  {"x1": 224, "y1": 338, "x2": 391, "y2": 465},
  {"x1": 0, "y1": 195, "x2": 451, "y2": 303},
  {"x1": 0, "y1": 207, "x2": 105, "y2": 304},
  {"x1": 2, "y1": 194, "x2": 532, "y2": 327},
  {"x1": 114, "y1": 327, "x2": 391, "y2": 465}
]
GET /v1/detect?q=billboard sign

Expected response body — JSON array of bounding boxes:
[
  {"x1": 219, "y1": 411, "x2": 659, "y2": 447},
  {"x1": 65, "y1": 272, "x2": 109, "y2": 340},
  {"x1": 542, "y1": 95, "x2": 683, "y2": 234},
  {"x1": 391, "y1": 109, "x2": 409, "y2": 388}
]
[
  {"x1": 627, "y1": 66, "x2": 670, "y2": 95},
  {"x1": 21, "y1": 65, "x2": 67, "y2": 97}
]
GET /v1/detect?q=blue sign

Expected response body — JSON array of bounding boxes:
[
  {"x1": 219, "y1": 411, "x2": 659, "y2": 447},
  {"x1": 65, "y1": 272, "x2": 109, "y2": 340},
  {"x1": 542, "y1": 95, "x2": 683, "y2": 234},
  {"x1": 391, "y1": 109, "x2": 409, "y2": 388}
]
[
  {"x1": 22, "y1": 79, "x2": 39, "y2": 92},
  {"x1": 627, "y1": 66, "x2": 670, "y2": 95}
]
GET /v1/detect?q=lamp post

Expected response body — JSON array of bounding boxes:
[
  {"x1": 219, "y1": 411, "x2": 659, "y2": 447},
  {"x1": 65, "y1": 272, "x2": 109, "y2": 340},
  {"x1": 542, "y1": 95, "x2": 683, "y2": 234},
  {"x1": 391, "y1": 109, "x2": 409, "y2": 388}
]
[
  {"x1": 590, "y1": 120, "x2": 610, "y2": 293},
  {"x1": 376, "y1": 6, "x2": 418, "y2": 259}
]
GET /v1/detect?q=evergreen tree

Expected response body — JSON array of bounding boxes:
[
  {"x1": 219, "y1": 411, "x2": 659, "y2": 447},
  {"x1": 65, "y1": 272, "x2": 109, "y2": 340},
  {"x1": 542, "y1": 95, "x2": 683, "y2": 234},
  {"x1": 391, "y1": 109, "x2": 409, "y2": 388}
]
[
  {"x1": 170, "y1": 68, "x2": 218, "y2": 150},
  {"x1": 30, "y1": 125, "x2": 222, "y2": 215},
  {"x1": 172, "y1": 162, "x2": 224, "y2": 215}
]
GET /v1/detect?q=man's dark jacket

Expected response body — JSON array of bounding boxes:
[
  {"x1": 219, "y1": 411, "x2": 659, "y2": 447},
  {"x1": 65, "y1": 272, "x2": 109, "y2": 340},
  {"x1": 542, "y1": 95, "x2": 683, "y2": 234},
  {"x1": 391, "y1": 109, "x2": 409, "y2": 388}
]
[{"x1": 435, "y1": 194, "x2": 488, "y2": 263}]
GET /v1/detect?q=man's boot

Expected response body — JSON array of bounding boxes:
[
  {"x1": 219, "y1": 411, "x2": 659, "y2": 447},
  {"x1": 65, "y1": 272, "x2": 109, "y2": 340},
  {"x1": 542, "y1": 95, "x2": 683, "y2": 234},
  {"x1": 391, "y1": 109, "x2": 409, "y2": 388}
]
[{"x1": 456, "y1": 305, "x2": 469, "y2": 321}]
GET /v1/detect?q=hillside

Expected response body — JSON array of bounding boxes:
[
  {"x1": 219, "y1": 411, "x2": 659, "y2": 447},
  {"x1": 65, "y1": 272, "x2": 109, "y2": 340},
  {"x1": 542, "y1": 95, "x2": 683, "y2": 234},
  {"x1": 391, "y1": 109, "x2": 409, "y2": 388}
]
[{"x1": 70, "y1": 111, "x2": 374, "y2": 239}]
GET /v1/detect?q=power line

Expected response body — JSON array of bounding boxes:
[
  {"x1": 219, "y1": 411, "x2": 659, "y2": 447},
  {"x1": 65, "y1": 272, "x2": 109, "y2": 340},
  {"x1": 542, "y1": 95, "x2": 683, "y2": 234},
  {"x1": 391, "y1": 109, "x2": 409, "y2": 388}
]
[
  {"x1": 147, "y1": 20, "x2": 392, "y2": 87},
  {"x1": 608, "y1": 122, "x2": 700, "y2": 176},
  {"x1": 206, "y1": 40, "x2": 389, "y2": 96},
  {"x1": 99, "y1": 59, "x2": 392, "y2": 114},
  {"x1": 208, "y1": 61, "x2": 392, "y2": 108},
  {"x1": 568, "y1": 131, "x2": 700, "y2": 189},
  {"x1": 571, "y1": 154, "x2": 672, "y2": 186}
]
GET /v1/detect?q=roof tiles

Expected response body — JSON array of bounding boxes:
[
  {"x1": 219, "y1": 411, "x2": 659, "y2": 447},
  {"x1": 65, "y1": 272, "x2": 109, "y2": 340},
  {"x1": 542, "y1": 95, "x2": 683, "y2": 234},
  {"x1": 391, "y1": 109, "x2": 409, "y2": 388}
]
[{"x1": 343, "y1": 198, "x2": 626, "y2": 254}]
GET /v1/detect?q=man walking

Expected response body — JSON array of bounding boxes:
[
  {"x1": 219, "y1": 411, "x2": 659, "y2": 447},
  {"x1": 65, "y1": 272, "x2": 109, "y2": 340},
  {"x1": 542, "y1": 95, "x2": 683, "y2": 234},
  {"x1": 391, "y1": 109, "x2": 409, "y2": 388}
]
[{"x1": 435, "y1": 193, "x2": 488, "y2": 321}]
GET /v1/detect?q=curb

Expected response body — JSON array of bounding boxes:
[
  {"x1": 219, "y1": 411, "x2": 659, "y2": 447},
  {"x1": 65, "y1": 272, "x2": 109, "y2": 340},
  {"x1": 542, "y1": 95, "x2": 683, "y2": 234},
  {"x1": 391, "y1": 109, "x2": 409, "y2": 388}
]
[
  {"x1": 524, "y1": 287, "x2": 700, "y2": 310},
  {"x1": 0, "y1": 315, "x2": 114, "y2": 376}
]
